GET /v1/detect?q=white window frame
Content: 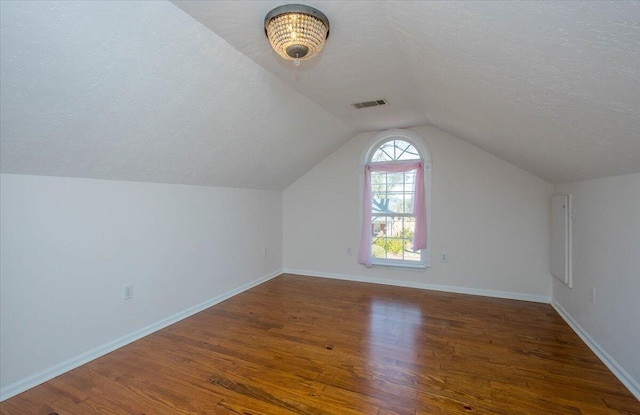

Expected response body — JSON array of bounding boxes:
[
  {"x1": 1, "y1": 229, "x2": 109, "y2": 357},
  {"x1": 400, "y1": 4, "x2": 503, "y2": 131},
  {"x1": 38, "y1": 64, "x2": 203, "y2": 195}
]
[{"x1": 360, "y1": 129, "x2": 432, "y2": 269}]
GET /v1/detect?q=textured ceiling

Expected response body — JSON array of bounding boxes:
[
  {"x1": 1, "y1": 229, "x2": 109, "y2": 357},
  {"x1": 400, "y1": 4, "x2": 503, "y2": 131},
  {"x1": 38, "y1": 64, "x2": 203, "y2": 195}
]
[
  {"x1": 1, "y1": 1, "x2": 639, "y2": 189},
  {"x1": 174, "y1": 0, "x2": 640, "y2": 184},
  {"x1": 0, "y1": 1, "x2": 354, "y2": 190}
]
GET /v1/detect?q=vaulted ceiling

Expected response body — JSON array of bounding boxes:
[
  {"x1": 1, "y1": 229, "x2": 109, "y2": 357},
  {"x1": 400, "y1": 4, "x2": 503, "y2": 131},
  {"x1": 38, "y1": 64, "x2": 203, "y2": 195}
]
[{"x1": 1, "y1": 1, "x2": 639, "y2": 189}]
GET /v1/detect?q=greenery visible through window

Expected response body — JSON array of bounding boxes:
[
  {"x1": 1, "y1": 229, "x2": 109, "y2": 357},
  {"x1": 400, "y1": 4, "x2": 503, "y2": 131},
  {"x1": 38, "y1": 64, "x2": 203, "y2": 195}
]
[{"x1": 369, "y1": 140, "x2": 422, "y2": 263}]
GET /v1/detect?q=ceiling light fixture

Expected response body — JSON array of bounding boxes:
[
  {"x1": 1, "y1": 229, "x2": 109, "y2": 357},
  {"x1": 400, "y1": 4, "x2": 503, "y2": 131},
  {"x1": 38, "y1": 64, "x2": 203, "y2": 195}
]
[{"x1": 264, "y1": 4, "x2": 330, "y2": 67}]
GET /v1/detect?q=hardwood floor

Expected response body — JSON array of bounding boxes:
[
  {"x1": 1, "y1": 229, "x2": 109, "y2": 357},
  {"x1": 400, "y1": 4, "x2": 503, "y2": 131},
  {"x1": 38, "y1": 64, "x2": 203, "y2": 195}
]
[{"x1": 1, "y1": 274, "x2": 638, "y2": 414}]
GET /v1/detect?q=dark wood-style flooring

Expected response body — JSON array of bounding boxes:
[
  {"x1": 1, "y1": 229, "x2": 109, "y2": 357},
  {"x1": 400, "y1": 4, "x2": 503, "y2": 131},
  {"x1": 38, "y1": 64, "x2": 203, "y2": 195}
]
[{"x1": 1, "y1": 274, "x2": 638, "y2": 414}]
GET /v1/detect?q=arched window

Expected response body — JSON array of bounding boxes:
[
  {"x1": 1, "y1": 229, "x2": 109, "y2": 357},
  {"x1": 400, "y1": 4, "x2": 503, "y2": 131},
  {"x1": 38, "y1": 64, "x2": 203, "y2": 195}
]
[{"x1": 359, "y1": 130, "x2": 431, "y2": 268}]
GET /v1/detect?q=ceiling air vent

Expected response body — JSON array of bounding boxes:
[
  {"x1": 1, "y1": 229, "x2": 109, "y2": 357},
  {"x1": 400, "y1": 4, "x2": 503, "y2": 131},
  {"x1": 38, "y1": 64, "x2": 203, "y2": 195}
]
[{"x1": 352, "y1": 99, "x2": 388, "y2": 109}]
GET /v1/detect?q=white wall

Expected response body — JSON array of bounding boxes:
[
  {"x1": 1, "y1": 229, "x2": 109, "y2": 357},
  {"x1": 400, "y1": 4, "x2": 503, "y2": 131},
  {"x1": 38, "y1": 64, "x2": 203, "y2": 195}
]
[
  {"x1": 0, "y1": 174, "x2": 282, "y2": 396},
  {"x1": 553, "y1": 173, "x2": 640, "y2": 391},
  {"x1": 0, "y1": 0, "x2": 355, "y2": 190},
  {"x1": 283, "y1": 125, "x2": 554, "y2": 299}
]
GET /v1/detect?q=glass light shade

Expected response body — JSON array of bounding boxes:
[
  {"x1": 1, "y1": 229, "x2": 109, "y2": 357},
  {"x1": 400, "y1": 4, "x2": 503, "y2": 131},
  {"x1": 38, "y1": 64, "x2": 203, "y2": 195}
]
[{"x1": 265, "y1": 5, "x2": 329, "y2": 63}]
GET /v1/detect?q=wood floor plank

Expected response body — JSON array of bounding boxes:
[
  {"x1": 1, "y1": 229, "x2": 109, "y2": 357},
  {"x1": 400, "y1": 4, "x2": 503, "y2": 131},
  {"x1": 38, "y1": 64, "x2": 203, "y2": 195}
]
[{"x1": 1, "y1": 274, "x2": 638, "y2": 414}]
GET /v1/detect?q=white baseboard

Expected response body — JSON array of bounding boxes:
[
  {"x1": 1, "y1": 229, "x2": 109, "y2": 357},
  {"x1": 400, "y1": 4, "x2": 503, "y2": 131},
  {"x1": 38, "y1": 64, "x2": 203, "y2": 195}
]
[
  {"x1": 551, "y1": 300, "x2": 640, "y2": 401},
  {"x1": 0, "y1": 270, "x2": 282, "y2": 402},
  {"x1": 7, "y1": 270, "x2": 636, "y2": 403},
  {"x1": 283, "y1": 268, "x2": 551, "y2": 303}
]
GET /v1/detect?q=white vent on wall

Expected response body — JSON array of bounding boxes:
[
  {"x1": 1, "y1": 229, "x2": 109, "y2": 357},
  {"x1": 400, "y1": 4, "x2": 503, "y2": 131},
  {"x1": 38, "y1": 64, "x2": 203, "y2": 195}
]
[{"x1": 352, "y1": 99, "x2": 388, "y2": 109}]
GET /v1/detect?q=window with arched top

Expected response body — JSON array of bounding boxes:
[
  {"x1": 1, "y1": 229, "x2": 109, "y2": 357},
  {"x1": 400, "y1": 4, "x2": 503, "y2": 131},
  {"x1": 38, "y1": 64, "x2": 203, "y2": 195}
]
[
  {"x1": 359, "y1": 130, "x2": 431, "y2": 268},
  {"x1": 370, "y1": 139, "x2": 421, "y2": 162}
]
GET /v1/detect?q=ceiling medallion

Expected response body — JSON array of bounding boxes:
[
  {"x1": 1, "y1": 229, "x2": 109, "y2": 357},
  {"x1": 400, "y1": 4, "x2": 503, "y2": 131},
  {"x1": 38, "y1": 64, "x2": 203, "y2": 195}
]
[{"x1": 264, "y1": 4, "x2": 330, "y2": 66}]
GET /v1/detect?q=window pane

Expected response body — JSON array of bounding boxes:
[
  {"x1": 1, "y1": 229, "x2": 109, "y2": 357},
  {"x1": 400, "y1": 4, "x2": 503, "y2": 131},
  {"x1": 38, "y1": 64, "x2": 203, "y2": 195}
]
[
  {"x1": 370, "y1": 215, "x2": 421, "y2": 262},
  {"x1": 387, "y1": 172, "x2": 404, "y2": 187},
  {"x1": 396, "y1": 142, "x2": 420, "y2": 160},
  {"x1": 404, "y1": 170, "x2": 415, "y2": 184},
  {"x1": 403, "y1": 194, "x2": 414, "y2": 214},
  {"x1": 371, "y1": 139, "x2": 420, "y2": 162},
  {"x1": 372, "y1": 198, "x2": 389, "y2": 213},
  {"x1": 371, "y1": 170, "x2": 417, "y2": 215}
]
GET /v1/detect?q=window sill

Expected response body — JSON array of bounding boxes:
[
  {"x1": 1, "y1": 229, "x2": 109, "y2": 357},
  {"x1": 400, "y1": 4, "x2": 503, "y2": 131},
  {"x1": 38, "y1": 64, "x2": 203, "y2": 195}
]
[{"x1": 370, "y1": 259, "x2": 431, "y2": 270}]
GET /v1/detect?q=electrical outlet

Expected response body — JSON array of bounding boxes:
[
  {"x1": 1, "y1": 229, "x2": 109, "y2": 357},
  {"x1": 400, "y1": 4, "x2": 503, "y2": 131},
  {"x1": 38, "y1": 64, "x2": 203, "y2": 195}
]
[
  {"x1": 347, "y1": 247, "x2": 352, "y2": 256},
  {"x1": 589, "y1": 286, "x2": 595, "y2": 304},
  {"x1": 263, "y1": 247, "x2": 268, "y2": 257},
  {"x1": 440, "y1": 252, "x2": 449, "y2": 262},
  {"x1": 123, "y1": 284, "x2": 134, "y2": 301}
]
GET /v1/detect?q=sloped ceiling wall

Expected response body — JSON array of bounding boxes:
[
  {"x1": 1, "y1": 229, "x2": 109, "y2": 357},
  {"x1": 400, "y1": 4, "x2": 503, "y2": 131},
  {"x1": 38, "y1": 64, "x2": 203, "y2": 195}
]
[
  {"x1": 392, "y1": 2, "x2": 640, "y2": 184},
  {"x1": 1, "y1": 1, "x2": 639, "y2": 189},
  {"x1": 0, "y1": 1, "x2": 355, "y2": 190},
  {"x1": 175, "y1": 0, "x2": 640, "y2": 185}
]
